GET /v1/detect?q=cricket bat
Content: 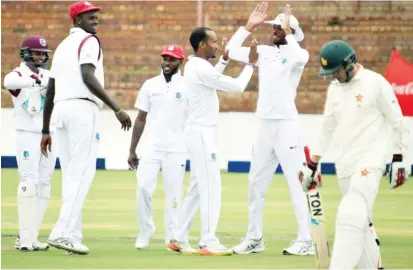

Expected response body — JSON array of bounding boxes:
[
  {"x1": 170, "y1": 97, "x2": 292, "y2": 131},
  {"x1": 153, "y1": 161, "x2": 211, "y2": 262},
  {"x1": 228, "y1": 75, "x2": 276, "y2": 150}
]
[{"x1": 304, "y1": 146, "x2": 330, "y2": 269}]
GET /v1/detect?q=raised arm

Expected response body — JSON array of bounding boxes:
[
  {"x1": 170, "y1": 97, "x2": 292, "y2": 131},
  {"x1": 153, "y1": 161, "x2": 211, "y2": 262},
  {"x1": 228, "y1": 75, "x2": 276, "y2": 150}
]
[
  {"x1": 214, "y1": 38, "x2": 230, "y2": 74},
  {"x1": 282, "y1": 4, "x2": 309, "y2": 68},
  {"x1": 227, "y1": 2, "x2": 268, "y2": 63},
  {"x1": 199, "y1": 40, "x2": 259, "y2": 93}
]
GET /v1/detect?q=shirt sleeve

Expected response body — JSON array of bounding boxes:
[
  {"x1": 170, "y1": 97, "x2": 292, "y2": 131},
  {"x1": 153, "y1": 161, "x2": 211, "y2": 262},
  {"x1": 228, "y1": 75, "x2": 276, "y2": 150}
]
[
  {"x1": 312, "y1": 85, "x2": 337, "y2": 157},
  {"x1": 135, "y1": 81, "x2": 150, "y2": 112},
  {"x1": 376, "y1": 74, "x2": 409, "y2": 155},
  {"x1": 78, "y1": 36, "x2": 101, "y2": 68},
  {"x1": 285, "y1": 35, "x2": 309, "y2": 69},
  {"x1": 196, "y1": 61, "x2": 254, "y2": 93},
  {"x1": 227, "y1": 26, "x2": 251, "y2": 64},
  {"x1": 214, "y1": 56, "x2": 229, "y2": 74},
  {"x1": 3, "y1": 69, "x2": 34, "y2": 90}
]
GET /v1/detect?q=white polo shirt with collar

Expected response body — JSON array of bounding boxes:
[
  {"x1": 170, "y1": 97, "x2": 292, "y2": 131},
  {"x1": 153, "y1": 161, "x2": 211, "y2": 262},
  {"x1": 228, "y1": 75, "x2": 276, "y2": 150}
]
[
  {"x1": 228, "y1": 26, "x2": 310, "y2": 120},
  {"x1": 50, "y1": 27, "x2": 104, "y2": 108},
  {"x1": 135, "y1": 70, "x2": 187, "y2": 153}
]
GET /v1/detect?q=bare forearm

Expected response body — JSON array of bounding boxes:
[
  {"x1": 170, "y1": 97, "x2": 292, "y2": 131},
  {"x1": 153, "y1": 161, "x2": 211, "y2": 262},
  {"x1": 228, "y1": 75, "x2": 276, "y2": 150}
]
[
  {"x1": 244, "y1": 22, "x2": 256, "y2": 32},
  {"x1": 129, "y1": 117, "x2": 145, "y2": 153},
  {"x1": 83, "y1": 74, "x2": 121, "y2": 112},
  {"x1": 42, "y1": 80, "x2": 55, "y2": 130}
]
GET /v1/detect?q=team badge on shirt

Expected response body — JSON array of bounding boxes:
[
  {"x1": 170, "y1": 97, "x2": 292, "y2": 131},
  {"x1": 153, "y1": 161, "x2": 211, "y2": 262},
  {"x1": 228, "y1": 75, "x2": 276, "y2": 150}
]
[
  {"x1": 95, "y1": 132, "x2": 100, "y2": 142},
  {"x1": 355, "y1": 94, "x2": 363, "y2": 107},
  {"x1": 361, "y1": 168, "x2": 369, "y2": 177},
  {"x1": 282, "y1": 58, "x2": 288, "y2": 64},
  {"x1": 211, "y1": 153, "x2": 217, "y2": 161},
  {"x1": 23, "y1": 151, "x2": 30, "y2": 160},
  {"x1": 175, "y1": 92, "x2": 182, "y2": 99}
]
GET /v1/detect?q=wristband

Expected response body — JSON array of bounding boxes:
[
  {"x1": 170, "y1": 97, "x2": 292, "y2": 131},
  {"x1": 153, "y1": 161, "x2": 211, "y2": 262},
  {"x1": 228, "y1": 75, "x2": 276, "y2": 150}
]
[
  {"x1": 41, "y1": 128, "x2": 50, "y2": 135},
  {"x1": 114, "y1": 108, "x2": 123, "y2": 115}
]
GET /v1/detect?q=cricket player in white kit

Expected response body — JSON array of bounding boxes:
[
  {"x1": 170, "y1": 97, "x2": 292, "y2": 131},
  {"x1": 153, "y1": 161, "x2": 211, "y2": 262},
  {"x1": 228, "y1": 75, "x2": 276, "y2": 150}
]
[
  {"x1": 4, "y1": 35, "x2": 55, "y2": 252},
  {"x1": 41, "y1": 1, "x2": 131, "y2": 255},
  {"x1": 168, "y1": 27, "x2": 258, "y2": 256},
  {"x1": 299, "y1": 40, "x2": 409, "y2": 269},
  {"x1": 228, "y1": 3, "x2": 313, "y2": 255},
  {"x1": 127, "y1": 45, "x2": 187, "y2": 249}
]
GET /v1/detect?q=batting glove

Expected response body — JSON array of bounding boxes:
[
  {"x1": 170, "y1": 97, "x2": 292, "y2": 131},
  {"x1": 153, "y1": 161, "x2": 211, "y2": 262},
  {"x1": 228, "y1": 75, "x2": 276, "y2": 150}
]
[
  {"x1": 299, "y1": 160, "x2": 323, "y2": 192},
  {"x1": 299, "y1": 146, "x2": 323, "y2": 192},
  {"x1": 389, "y1": 154, "x2": 408, "y2": 189}
]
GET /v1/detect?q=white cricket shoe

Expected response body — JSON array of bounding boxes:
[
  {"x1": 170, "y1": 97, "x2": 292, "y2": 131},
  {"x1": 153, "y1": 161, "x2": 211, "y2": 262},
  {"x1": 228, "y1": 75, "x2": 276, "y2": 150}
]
[
  {"x1": 199, "y1": 243, "x2": 233, "y2": 256},
  {"x1": 135, "y1": 236, "x2": 150, "y2": 249},
  {"x1": 14, "y1": 236, "x2": 35, "y2": 252},
  {"x1": 33, "y1": 241, "x2": 49, "y2": 251},
  {"x1": 168, "y1": 239, "x2": 198, "y2": 255},
  {"x1": 283, "y1": 240, "x2": 314, "y2": 256},
  {"x1": 48, "y1": 238, "x2": 90, "y2": 255},
  {"x1": 232, "y1": 237, "x2": 265, "y2": 254},
  {"x1": 15, "y1": 236, "x2": 49, "y2": 251}
]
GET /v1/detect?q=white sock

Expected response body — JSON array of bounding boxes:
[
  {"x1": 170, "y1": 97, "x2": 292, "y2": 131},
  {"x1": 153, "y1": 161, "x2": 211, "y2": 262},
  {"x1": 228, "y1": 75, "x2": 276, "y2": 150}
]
[{"x1": 17, "y1": 182, "x2": 37, "y2": 248}]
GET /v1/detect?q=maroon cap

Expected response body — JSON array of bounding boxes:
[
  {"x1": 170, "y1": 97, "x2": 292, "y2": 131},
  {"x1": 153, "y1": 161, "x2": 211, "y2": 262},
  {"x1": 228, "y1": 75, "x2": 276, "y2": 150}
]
[
  {"x1": 160, "y1": 44, "x2": 185, "y2": 60},
  {"x1": 69, "y1": 1, "x2": 101, "y2": 20}
]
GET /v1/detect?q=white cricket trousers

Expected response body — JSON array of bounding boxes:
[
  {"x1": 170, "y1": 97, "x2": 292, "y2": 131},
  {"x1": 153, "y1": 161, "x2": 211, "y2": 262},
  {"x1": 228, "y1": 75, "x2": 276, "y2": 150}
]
[
  {"x1": 136, "y1": 151, "x2": 187, "y2": 244},
  {"x1": 330, "y1": 167, "x2": 383, "y2": 269},
  {"x1": 247, "y1": 119, "x2": 311, "y2": 241},
  {"x1": 173, "y1": 126, "x2": 221, "y2": 246},
  {"x1": 49, "y1": 99, "x2": 100, "y2": 244},
  {"x1": 16, "y1": 130, "x2": 56, "y2": 246}
]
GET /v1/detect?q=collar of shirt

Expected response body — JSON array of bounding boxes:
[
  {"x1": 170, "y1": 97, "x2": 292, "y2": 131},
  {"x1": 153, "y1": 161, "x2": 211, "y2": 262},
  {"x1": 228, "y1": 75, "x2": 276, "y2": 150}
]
[
  {"x1": 188, "y1": 55, "x2": 212, "y2": 66},
  {"x1": 70, "y1": 27, "x2": 88, "y2": 35},
  {"x1": 19, "y1": 62, "x2": 37, "y2": 75},
  {"x1": 158, "y1": 69, "x2": 182, "y2": 81}
]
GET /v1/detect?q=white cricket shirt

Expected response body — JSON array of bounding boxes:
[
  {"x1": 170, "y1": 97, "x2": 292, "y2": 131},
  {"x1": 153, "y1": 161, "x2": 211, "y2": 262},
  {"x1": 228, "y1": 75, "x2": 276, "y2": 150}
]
[
  {"x1": 50, "y1": 27, "x2": 104, "y2": 108},
  {"x1": 4, "y1": 62, "x2": 54, "y2": 133},
  {"x1": 135, "y1": 71, "x2": 187, "y2": 153},
  {"x1": 312, "y1": 66, "x2": 407, "y2": 177},
  {"x1": 227, "y1": 26, "x2": 309, "y2": 120},
  {"x1": 184, "y1": 55, "x2": 254, "y2": 126}
]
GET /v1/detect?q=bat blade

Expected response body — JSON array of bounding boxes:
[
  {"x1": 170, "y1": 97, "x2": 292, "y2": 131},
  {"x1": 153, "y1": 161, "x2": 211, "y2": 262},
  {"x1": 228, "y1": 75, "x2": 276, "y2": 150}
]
[{"x1": 308, "y1": 188, "x2": 330, "y2": 269}]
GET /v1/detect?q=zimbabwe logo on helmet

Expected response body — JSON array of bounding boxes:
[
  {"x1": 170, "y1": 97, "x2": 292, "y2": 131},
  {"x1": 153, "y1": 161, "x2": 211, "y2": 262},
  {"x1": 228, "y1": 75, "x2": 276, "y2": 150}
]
[{"x1": 321, "y1": 57, "x2": 328, "y2": 66}]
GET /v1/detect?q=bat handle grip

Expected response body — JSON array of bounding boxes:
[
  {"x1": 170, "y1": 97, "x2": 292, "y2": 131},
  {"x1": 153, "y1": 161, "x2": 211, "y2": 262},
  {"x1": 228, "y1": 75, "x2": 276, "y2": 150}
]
[
  {"x1": 309, "y1": 182, "x2": 317, "y2": 190},
  {"x1": 304, "y1": 146, "x2": 311, "y2": 164}
]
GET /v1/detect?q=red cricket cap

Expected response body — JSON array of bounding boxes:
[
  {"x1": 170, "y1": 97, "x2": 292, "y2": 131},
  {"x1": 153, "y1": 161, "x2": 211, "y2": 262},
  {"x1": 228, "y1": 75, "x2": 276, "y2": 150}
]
[
  {"x1": 69, "y1": 1, "x2": 101, "y2": 20},
  {"x1": 160, "y1": 44, "x2": 185, "y2": 60}
]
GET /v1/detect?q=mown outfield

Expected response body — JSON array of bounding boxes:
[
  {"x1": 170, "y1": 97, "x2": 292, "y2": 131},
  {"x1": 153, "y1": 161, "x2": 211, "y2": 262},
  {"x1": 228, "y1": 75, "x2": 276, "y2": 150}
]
[{"x1": 2, "y1": 169, "x2": 412, "y2": 269}]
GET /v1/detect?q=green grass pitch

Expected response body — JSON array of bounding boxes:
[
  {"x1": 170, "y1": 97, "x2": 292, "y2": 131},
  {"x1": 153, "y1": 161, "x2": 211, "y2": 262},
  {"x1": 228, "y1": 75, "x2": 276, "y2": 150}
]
[{"x1": 2, "y1": 169, "x2": 412, "y2": 269}]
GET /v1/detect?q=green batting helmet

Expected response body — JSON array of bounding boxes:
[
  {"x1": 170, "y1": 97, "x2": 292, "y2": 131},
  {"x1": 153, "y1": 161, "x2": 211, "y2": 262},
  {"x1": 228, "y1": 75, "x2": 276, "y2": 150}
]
[{"x1": 319, "y1": 40, "x2": 357, "y2": 76}]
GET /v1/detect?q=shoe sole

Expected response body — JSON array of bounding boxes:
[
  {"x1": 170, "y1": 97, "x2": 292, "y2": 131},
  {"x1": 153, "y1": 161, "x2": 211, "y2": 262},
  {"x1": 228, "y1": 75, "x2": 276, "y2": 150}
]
[
  {"x1": 15, "y1": 245, "x2": 49, "y2": 251},
  {"x1": 168, "y1": 242, "x2": 198, "y2": 255},
  {"x1": 233, "y1": 248, "x2": 265, "y2": 254},
  {"x1": 282, "y1": 250, "x2": 314, "y2": 256},
  {"x1": 48, "y1": 241, "x2": 89, "y2": 255},
  {"x1": 199, "y1": 249, "x2": 233, "y2": 256}
]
